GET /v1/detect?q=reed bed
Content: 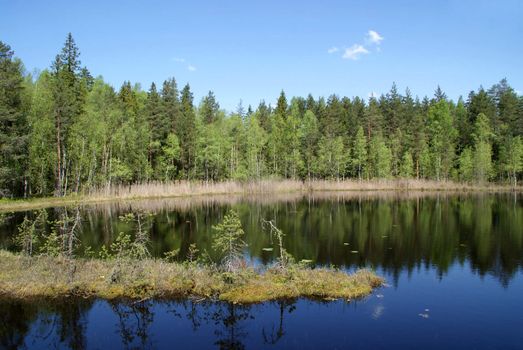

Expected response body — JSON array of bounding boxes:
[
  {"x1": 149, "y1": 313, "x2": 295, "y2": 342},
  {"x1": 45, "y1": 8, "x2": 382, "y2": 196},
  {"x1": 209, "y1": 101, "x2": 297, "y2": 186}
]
[
  {"x1": 1, "y1": 179, "x2": 520, "y2": 212},
  {"x1": 74, "y1": 179, "x2": 523, "y2": 200}
]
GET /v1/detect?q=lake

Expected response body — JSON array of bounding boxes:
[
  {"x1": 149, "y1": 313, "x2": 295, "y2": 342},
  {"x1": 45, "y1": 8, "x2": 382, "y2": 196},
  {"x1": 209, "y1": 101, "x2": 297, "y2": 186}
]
[{"x1": 1, "y1": 192, "x2": 522, "y2": 349}]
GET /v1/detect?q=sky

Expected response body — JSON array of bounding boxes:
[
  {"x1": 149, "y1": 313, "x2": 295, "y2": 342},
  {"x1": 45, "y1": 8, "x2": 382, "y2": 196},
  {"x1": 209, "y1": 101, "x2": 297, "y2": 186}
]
[{"x1": 1, "y1": 0, "x2": 522, "y2": 111}]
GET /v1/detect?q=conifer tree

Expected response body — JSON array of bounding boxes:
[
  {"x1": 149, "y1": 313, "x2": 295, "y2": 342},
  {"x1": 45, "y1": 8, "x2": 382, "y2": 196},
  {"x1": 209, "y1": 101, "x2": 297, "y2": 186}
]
[
  {"x1": 179, "y1": 84, "x2": 197, "y2": 177},
  {"x1": 0, "y1": 41, "x2": 28, "y2": 197},
  {"x1": 201, "y1": 90, "x2": 219, "y2": 124}
]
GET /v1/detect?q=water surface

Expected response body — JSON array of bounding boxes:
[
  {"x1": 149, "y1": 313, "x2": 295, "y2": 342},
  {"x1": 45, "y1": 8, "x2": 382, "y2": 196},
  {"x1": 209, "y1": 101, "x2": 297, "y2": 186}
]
[{"x1": 1, "y1": 192, "x2": 522, "y2": 349}]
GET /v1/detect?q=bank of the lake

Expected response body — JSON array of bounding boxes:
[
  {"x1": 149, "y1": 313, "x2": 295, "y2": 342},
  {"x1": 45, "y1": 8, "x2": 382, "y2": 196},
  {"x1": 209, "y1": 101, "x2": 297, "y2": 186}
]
[
  {"x1": 1, "y1": 179, "x2": 521, "y2": 212},
  {"x1": 0, "y1": 250, "x2": 383, "y2": 303}
]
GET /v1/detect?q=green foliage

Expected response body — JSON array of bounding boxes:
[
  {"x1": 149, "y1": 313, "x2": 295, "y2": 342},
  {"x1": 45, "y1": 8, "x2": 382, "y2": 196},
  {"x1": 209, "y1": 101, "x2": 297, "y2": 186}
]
[
  {"x1": 500, "y1": 136, "x2": 523, "y2": 185},
  {"x1": 118, "y1": 212, "x2": 152, "y2": 260},
  {"x1": 472, "y1": 114, "x2": 493, "y2": 182},
  {"x1": 40, "y1": 228, "x2": 62, "y2": 257},
  {"x1": 399, "y1": 151, "x2": 414, "y2": 178},
  {"x1": 427, "y1": 100, "x2": 456, "y2": 180},
  {"x1": 2, "y1": 34, "x2": 523, "y2": 198},
  {"x1": 300, "y1": 110, "x2": 320, "y2": 178},
  {"x1": 158, "y1": 133, "x2": 181, "y2": 180},
  {"x1": 212, "y1": 210, "x2": 246, "y2": 272},
  {"x1": 14, "y1": 209, "x2": 47, "y2": 255},
  {"x1": 0, "y1": 41, "x2": 28, "y2": 197},
  {"x1": 316, "y1": 136, "x2": 347, "y2": 179},
  {"x1": 459, "y1": 147, "x2": 474, "y2": 182},
  {"x1": 163, "y1": 248, "x2": 180, "y2": 262},
  {"x1": 368, "y1": 134, "x2": 392, "y2": 178},
  {"x1": 352, "y1": 126, "x2": 367, "y2": 179}
]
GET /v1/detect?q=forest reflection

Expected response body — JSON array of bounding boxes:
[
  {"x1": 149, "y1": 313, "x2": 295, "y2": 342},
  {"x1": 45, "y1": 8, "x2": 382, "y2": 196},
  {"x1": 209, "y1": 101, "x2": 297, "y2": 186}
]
[
  {"x1": 0, "y1": 298, "x2": 300, "y2": 350},
  {"x1": 1, "y1": 192, "x2": 522, "y2": 286}
]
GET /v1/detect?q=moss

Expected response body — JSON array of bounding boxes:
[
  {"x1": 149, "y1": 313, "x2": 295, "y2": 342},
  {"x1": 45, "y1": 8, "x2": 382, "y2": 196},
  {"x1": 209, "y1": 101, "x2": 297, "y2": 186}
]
[
  {"x1": 218, "y1": 268, "x2": 383, "y2": 303},
  {"x1": 0, "y1": 250, "x2": 383, "y2": 304}
]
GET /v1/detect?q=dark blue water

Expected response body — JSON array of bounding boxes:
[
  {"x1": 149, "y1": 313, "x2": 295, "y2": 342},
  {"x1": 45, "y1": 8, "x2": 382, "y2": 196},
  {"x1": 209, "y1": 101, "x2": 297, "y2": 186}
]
[{"x1": 1, "y1": 192, "x2": 522, "y2": 349}]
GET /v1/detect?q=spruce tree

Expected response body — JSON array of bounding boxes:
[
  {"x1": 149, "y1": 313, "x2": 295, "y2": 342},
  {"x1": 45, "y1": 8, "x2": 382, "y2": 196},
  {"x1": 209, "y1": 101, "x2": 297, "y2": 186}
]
[
  {"x1": 0, "y1": 41, "x2": 28, "y2": 197},
  {"x1": 50, "y1": 33, "x2": 86, "y2": 196},
  {"x1": 179, "y1": 84, "x2": 197, "y2": 177},
  {"x1": 201, "y1": 90, "x2": 219, "y2": 124}
]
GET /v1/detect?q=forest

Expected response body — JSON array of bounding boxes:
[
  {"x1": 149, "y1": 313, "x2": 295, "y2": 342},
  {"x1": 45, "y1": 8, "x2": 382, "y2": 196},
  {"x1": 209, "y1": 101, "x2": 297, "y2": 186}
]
[{"x1": 1, "y1": 33, "x2": 523, "y2": 198}]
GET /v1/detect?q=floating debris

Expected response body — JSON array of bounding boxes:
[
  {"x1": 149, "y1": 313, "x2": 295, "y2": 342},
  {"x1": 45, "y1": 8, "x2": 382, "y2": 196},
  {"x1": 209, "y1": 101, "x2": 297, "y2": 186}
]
[
  {"x1": 262, "y1": 247, "x2": 273, "y2": 252},
  {"x1": 418, "y1": 313, "x2": 430, "y2": 319},
  {"x1": 459, "y1": 244, "x2": 467, "y2": 247},
  {"x1": 350, "y1": 250, "x2": 359, "y2": 254},
  {"x1": 323, "y1": 297, "x2": 338, "y2": 301},
  {"x1": 376, "y1": 294, "x2": 384, "y2": 298},
  {"x1": 300, "y1": 259, "x2": 313, "y2": 264},
  {"x1": 382, "y1": 235, "x2": 388, "y2": 238},
  {"x1": 424, "y1": 309, "x2": 430, "y2": 312},
  {"x1": 343, "y1": 242, "x2": 350, "y2": 246}
]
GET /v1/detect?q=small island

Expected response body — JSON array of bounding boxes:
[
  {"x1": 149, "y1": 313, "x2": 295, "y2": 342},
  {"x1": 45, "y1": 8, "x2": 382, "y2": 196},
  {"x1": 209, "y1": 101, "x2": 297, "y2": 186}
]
[{"x1": 0, "y1": 210, "x2": 383, "y2": 304}]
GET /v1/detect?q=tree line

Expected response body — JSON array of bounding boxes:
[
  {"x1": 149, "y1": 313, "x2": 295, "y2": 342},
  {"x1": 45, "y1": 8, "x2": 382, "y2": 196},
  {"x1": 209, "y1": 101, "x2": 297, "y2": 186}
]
[{"x1": 1, "y1": 34, "x2": 523, "y2": 198}]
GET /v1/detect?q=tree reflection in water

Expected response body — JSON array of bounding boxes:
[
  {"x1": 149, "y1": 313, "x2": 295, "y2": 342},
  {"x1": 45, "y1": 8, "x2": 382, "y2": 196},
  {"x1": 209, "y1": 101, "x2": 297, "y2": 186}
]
[
  {"x1": 262, "y1": 299, "x2": 296, "y2": 345},
  {"x1": 0, "y1": 298, "x2": 299, "y2": 349}
]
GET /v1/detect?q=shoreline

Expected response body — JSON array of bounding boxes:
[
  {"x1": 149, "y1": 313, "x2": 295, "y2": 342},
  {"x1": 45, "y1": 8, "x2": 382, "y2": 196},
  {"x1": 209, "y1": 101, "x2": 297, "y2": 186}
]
[
  {"x1": 0, "y1": 251, "x2": 383, "y2": 304},
  {"x1": 1, "y1": 179, "x2": 521, "y2": 212}
]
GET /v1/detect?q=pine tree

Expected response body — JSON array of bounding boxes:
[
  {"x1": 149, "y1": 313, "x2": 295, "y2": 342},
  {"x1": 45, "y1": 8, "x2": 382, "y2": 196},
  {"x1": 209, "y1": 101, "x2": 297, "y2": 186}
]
[{"x1": 212, "y1": 210, "x2": 246, "y2": 273}]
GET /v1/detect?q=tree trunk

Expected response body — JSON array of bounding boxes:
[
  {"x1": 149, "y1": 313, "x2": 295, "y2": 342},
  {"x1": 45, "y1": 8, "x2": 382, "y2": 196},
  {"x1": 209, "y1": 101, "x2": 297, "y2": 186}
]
[{"x1": 55, "y1": 111, "x2": 62, "y2": 196}]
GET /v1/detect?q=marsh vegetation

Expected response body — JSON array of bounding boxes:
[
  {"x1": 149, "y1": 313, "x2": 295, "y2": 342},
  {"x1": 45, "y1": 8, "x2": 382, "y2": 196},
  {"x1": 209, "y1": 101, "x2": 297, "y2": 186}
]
[{"x1": 0, "y1": 209, "x2": 383, "y2": 303}]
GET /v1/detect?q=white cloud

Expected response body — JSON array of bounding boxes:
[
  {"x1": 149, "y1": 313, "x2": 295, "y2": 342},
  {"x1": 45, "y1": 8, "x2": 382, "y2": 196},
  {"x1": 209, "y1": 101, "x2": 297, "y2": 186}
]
[
  {"x1": 342, "y1": 44, "x2": 369, "y2": 60},
  {"x1": 328, "y1": 29, "x2": 384, "y2": 60},
  {"x1": 187, "y1": 65, "x2": 196, "y2": 72},
  {"x1": 173, "y1": 57, "x2": 185, "y2": 63},
  {"x1": 366, "y1": 30, "x2": 384, "y2": 45}
]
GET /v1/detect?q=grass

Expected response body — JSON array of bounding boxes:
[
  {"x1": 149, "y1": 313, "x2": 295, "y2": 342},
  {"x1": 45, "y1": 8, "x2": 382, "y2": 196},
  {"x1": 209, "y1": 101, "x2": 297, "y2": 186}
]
[
  {"x1": 0, "y1": 250, "x2": 383, "y2": 304},
  {"x1": 1, "y1": 179, "x2": 521, "y2": 212}
]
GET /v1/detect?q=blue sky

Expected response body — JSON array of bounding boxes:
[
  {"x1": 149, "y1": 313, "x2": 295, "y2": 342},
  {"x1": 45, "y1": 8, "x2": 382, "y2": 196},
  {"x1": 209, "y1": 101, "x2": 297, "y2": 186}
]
[{"x1": 2, "y1": 0, "x2": 522, "y2": 111}]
